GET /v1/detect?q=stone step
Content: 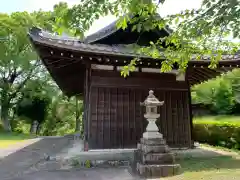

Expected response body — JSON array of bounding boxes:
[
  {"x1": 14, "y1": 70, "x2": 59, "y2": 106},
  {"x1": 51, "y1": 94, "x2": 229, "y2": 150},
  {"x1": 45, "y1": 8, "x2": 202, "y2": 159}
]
[
  {"x1": 137, "y1": 163, "x2": 181, "y2": 178},
  {"x1": 138, "y1": 143, "x2": 170, "y2": 153},
  {"x1": 142, "y1": 152, "x2": 175, "y2": 164}
]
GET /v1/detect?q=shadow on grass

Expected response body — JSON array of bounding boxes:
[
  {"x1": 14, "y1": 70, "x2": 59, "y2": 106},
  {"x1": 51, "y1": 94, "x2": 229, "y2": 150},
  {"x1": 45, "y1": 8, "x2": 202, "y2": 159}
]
[
  {"x1": 178, "y1": 155, "x2": 240, "y2": 172},
  {"x1": 0, "y1": 132, "x2": 34, "y2": 141}
]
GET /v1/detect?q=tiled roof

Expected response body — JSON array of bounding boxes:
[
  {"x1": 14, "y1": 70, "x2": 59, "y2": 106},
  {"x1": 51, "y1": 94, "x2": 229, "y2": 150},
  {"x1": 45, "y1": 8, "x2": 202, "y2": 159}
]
[
  {"x1": 29, "y1": 27, "x2": 240, "y2": 62},
  {"x1": 83, "y1": 14, "x2": 172, "y2": 44},
  {"x1": 83, "y1": 20, "x2": 118, "y2": 43},
  {"x1": 29, "y1": 27, "x2": 149, "y2": 58}
]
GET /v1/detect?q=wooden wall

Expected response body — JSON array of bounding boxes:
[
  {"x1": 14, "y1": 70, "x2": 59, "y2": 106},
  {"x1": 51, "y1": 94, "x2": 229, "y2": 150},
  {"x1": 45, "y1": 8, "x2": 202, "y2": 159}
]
[{"x1": 85, "y1": 69, "x2": 192, "y2": 149}]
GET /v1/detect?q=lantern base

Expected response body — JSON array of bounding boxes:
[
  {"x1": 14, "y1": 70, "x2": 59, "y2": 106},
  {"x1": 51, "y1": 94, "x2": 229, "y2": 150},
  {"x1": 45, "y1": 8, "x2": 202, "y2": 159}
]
[{"x1": 143, "y1": 131, "x2": 163, "y2": 139}]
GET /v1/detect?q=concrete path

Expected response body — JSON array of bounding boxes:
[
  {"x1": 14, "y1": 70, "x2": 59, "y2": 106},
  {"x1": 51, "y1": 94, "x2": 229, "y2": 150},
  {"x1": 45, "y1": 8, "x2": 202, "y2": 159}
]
[
  {"x1": 8, "y1": 168, "x2": 139, "y2": 180},
  {"x1": 0, "y1": 136, "x2": 72, "y2": 179}
]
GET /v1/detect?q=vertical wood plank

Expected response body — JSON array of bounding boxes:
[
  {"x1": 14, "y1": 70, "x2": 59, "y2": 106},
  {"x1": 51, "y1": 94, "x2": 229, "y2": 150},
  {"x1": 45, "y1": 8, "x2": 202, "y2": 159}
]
[
  {"x1": 102, "y1": 88, "x2": 105, "y2": 148},
  {"x1": 108, "y1": 88, "x2": 111, "y2": 148},
  {"x1": 133, "y1": 89, "x2": 136, "y2": 145},
  {"x1": 116, "y1": 88, "x2": 119, "y2": 148},
  {"x1": 122, "y1": 89, "x2": 124, "y2": 148}
]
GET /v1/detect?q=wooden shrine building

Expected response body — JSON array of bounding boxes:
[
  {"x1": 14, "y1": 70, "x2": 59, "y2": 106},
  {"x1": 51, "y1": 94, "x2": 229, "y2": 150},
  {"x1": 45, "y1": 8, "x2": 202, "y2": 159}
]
[{"x1": 29, "y1": 19, "x2": 240, "y2": 149}]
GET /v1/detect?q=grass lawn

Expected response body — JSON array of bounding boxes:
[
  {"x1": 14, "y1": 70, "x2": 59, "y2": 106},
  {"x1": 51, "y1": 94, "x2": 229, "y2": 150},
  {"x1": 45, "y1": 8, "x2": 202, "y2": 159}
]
[
  {"x1": 163, "y1": 145, "x2": 240, "y2": 180},
  {"x1": 171, "y1": 115, "x2": 240, "y2": 179},
  {"x1": 0, "y1": 132, "x2": 34, "y2": 148},
  {"x1": 163, "y1": 156, "x2": 240, "y2": 180}
]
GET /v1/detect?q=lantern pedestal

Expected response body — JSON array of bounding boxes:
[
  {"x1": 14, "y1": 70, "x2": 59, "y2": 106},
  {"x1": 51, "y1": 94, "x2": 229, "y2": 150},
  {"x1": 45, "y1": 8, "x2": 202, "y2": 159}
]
[
  {"x1": 143, "y1": 132, "x2": 163, "y2": 139},
  {"x1": 134, "y1": 137, "x2": 181, "y2": 178},
  {"x1": 143, "y1": 116, "x2": 162, "y2": 139},
  {"x1": 132, "y1": 90, "x2": 181, "y2": 178}
]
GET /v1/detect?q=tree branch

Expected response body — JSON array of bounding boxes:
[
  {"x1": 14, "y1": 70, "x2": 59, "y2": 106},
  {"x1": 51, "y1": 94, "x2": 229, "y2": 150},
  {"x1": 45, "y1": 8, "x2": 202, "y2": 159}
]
[{"x1": 9, "y1": 60, "x2": 40, "y2": 100}]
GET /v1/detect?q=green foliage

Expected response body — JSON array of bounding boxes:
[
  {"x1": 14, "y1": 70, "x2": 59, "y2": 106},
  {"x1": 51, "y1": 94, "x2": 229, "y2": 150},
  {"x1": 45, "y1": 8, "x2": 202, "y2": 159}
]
[
  {"x1": 53, "y1": 0, "x2": 240, "y2": 76},
  {"x1": 16, "y1": 97, "x2": 50, "y2": 124},
  {"x1": 0, "y1": 8, "x2": 74, "y2": 131},
  {"x1": 210, "y1": 80, "x2": 234, "y2": 114},
  {"x1": 15, "y1": 79, "x2": 52, "y2": 127},
  {"x1": 0, "y1": 12, "x2": 42, "y2": 131},
  {"x1": 11, "y1": 119, "x2": 31, "y2": 134},
  {"x1": 193, "y1": 118, "x2": 240, "y2": 150},
  {"x1": 40, "y1": 94, "x2": 83, "y2": 136},
  {"x1": 192, "y1": 69, "x2": 240, "y2": 115},
  {"x1": 0, "y1": 6, "x2": 85, "y2": 135},
  {"x1": 85, "y1": 160, "x2": 91, "y2": 168}
]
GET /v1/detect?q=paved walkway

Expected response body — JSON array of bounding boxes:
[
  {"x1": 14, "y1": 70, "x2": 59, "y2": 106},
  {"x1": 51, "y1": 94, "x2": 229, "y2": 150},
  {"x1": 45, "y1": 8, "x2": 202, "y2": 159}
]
[
  {"x1": 9, "y1": 168, "x2": 139, "y2": 180},
  {"x1": 0, "y1": 136, "x2": 72, "y2": 179}
]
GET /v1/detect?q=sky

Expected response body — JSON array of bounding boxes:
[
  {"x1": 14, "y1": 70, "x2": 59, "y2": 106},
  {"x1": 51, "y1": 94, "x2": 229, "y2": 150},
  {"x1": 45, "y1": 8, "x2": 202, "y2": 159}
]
[{"x1": 0, "y1": 0, "x2": 202, "y2": 35}]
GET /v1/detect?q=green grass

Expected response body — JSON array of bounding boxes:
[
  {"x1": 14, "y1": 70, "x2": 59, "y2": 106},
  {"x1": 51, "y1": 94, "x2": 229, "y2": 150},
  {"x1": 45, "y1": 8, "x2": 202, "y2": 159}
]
[
  {"x1": 163, "y1": 155, "x2": 240, "y2": 180},
  {"x1": 193, "y1": 115, "x2": 240, "y2": 126},
  {"x1": 167, "y1": 114, "x2": 240, "y2": 180},
  {"x1": 0, "y1": 132, "x2": 34, "y2": 148},
  {"x1": 200, "y1": 143, "x2": 240, "y2": 155}
]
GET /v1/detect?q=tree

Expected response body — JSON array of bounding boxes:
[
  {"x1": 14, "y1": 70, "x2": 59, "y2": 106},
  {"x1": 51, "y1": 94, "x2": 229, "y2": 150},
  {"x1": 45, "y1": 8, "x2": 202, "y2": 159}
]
[
  {"x1": 192, "y1": 68, "x2": 240, "y2": 115},
  {"x1": 0, "y1": 9, "x2": 67, "y2": 131},
  {"x1": 54, "y1": 0, "x2": 239, "y2": 75},
  {"x1": 15, "y1": 78, "x2": 54, "y2": 134},
  {"x1": 211, "y1": 80, "x2": 234, "y2": 114},
  {"x1": 16, "y1": 96, "x2": 50, "y2": 134},
  {"x1": 0, "y1": 12, "x2": 41, "y2": 131},
  {"x1": 0, "y1": 0, "x2": 76, "y2": 131}
]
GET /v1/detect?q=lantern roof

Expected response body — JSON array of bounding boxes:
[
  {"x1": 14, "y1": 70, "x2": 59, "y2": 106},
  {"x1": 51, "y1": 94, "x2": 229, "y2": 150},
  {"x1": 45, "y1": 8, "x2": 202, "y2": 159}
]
[{"x1": 141, "y1": 90, "x2": 164, "y2": 106}]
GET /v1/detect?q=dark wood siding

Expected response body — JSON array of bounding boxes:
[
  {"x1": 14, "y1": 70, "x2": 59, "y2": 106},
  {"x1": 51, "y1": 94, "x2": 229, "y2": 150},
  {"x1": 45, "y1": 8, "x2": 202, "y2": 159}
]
[{"x1": 87, "y1": 70, "x2": 191, "y2": 149}]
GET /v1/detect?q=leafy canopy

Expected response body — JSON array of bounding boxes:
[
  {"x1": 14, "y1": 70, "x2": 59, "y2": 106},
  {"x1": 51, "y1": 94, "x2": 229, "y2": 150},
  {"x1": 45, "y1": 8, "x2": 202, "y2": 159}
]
[
  {"x1": 53, "y1": 0, "x2": 240, "y2": 75},
  {"x1": 0, "y1": 9, "x2": 67, "y2": 130}
]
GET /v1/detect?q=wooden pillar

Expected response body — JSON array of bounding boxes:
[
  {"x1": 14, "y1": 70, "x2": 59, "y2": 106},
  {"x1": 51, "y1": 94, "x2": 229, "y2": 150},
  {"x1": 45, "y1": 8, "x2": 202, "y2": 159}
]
[
  {"x1": 186, "y1": 70, "x2": 194, "y2": 148},
  {"x1": 83, "y1": 66, "x2": 91, "y2": 150}
]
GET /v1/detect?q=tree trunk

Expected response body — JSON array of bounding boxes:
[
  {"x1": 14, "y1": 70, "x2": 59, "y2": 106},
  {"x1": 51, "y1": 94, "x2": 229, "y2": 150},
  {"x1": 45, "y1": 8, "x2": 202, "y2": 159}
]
[
  {"x1": 1, "y1": 105, "x2": 11, "y2": 131},
  {"x1": 30, "y1": 122, "x2": 33, "y2": 133},
  {"x1": 36, "y1": 123, "x2": 41, "y2": 135},
  {"x1": 1, "y1": 86, "x2": 12, "y2": 132},
  {"x1": 75, "y1": 117, "x2": 80, "y2": 132}
]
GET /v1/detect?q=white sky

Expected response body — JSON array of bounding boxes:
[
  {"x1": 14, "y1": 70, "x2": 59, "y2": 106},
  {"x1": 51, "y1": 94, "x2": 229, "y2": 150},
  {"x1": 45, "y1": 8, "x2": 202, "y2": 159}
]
[{"x1": 1, "y1": 0, "x2": 202, "y2": 35}]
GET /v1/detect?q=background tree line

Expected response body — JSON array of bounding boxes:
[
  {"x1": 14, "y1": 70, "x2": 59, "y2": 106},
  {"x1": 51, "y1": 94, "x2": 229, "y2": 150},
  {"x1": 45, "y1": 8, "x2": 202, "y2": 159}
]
[
  {"x1": 192, "y1": 68, "x2": 240, "y2": 115},
  {"x1": 0, "y1": 3, "x2": 83, "y2": 135}
]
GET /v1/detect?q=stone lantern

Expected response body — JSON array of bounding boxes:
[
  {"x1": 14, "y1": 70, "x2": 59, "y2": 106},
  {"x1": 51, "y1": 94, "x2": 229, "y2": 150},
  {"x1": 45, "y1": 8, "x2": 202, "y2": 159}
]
[
  {"x1": 133, "y1": 90, "x2": 181, "y2": 178},
  {"x1": 140, "y1": 90, "x2": 164, "y2": 139}
]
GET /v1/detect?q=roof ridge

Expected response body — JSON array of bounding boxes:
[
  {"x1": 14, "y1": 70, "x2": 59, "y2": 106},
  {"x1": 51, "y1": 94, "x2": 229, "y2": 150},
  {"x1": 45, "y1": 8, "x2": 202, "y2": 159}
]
[{"x1": 83, "y1": 13, "x2": 172, "y2": 44}]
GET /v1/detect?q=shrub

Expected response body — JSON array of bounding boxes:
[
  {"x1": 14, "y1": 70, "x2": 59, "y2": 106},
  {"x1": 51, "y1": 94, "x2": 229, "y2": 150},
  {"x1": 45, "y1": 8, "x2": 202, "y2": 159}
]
[{"x1": 193, "y1": 120, "x2": 240, "y2": 150}]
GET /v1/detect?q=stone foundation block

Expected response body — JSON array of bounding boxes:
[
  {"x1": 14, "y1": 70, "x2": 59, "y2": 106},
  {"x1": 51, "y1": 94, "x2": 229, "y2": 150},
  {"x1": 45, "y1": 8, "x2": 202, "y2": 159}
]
[
  {"x1": 142, "y1": 152, "x2": 175, "y2": 164},
  {"x1": 140, "y1": 138, "x2": 166, "y2": 145},
  {"x1": 140, "y1": 144, "x2": 170, "y2": 153},
  {"x1": 137, "y1": 163, "x2": 181, "y2": 178}
]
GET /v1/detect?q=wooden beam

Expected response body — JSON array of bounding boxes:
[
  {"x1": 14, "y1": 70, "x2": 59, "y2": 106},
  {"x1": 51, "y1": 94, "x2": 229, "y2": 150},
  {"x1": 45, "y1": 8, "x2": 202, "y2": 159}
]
[
  {"x1": 202, "y1": 68, "x2": 220, "y2": 77},
  {"x1": 194, "y1": 68, "x2": 217, "y2": 80},
  {"x1": 187, "y1": 76, "x2": 202, "y2": 85},
  {"x1": 192, "y1": 69, "x2": 210, "y2": 81}
]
